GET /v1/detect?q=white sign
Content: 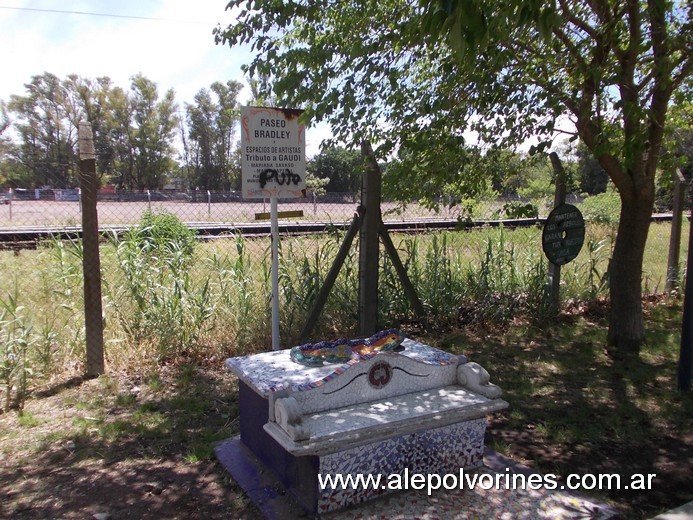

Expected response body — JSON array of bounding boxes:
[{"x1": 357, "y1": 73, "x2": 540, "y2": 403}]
[{"x1": 240, "y1": 106, "x2": 306, "y2": 199}]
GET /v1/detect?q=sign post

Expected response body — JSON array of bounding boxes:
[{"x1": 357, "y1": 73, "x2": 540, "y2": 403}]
[{"x1": 240, "y1": 106, "x2": 306, "y2": 350}]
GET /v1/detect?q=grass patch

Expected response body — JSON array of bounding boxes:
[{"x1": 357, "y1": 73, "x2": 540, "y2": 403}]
[
  {"x1": 17, "y1": 411, "x2": 41, "y2": 428},
  {"x1": 0, "y1": 219, "x2": 686, "y2": 397},
  {"x1": 0, "y1": 300, "x2": 689, "y2": 518}
]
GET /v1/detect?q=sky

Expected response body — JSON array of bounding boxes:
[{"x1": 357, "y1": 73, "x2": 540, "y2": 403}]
[{"x1": 0, "y1": 0, "x2": 329, "y2": 157}]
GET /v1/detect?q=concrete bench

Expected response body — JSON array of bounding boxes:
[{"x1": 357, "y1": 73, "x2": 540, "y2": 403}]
[
  {"x1": 267, "y1": 351, "x2": 506, "y2": 455},
  {"x1": 225, "y1": 338, "x2": 507, "y2": 514}
]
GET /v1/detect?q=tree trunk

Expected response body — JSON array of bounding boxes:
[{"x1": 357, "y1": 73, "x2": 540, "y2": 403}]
[{"x1": 607, "y1": 187, "x2": 655, "y2": 360}]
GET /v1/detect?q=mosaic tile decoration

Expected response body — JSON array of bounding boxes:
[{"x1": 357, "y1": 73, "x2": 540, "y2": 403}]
[
  {"x1": 290, "y1": 329, "x2": 405, "y2": 367},
  {"x1": 326, "y1": 467, "x2": 618, "y2": 520},
  {"x1": 317, "y1": 419, "x2": 487, "y2": 513},
  {"x1": 226, "y1": 338, "x2": 463, "y2": 397}
]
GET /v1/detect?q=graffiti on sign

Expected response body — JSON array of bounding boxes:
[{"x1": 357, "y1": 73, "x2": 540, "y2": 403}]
[{"x1": 259, "y1": 169, "x2": 302, "y2": 189}]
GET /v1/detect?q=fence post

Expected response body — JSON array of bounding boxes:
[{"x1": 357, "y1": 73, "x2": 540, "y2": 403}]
[
  {"x1": 359, "y1": 141, "x2": 381, "y2": 336},
  {"x1": 147, "y1": 189, "x2": 151, "y2": 211},
  {"x1": 207, "y1": 190, "x2": 211, "y2": 218},
  {"x1": 7, "y1": 188, "x2": 11, "y2": 221},
  {"x1": 78, "y1": 121, "x2": 105, "y2": 377},
  {"x1": 678, "y1": 206, "x2": 693, "y2": 393},
  {"x1": 548, "y1": 152, "x2": 567, "y2": 314},
  {"x1": 666, "y1": 169, "x2": 686, "y2": 293}
]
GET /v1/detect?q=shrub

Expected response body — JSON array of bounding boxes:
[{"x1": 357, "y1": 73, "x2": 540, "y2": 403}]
[
  {"x1": 503, "y1": 201, "x2": 539, "y2": 219},
  {"x1": 579, "y1": 192, "x2": 621, "y2": 225},
  {"x1": 106, "y1": 211, "x2": 211, "y2": 360},
  {"x1": 127, "y1": 210, "x2": 197, "y2": 261}
]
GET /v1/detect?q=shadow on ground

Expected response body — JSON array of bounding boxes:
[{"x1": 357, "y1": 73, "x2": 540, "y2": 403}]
[
  {"x1": 436, "y1": 306, "x2": 693, "y2": 520},
  {"x1": 0, "y1": 363, "x2": 261, "y2": 520}
]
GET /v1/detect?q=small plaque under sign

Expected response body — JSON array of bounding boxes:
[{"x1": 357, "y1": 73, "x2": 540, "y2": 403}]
[
  {"x1": 542, "y1": 203, "x2": 585, "y2": 265},
  {"x1": 255, "y1": 210, "x2": 304, "y2": 221}
]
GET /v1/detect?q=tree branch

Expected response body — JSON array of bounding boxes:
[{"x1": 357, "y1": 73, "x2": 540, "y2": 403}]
[
  {"x1": 617, "y1": 0, "x2": 643, "y2": 178},
  {"x1": 645, "y1": 0, "x2": 676, "y2": 180},
  {"x1": 558, "y1": 0, "x2": 598, "y2": 38}
]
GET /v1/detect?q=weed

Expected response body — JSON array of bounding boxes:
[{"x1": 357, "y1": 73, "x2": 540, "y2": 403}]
[
  {"x1": 0, "y1": 288, "x2": 37, "y2": 411},
  {"x1": 17, "y1": 411, "x2": 40, "y2": 428},
  {"x1": 72, "y1": 415, "x2": 103, "y2": 429},
  {"x1": 487, "y1": 439, "x2": 511, "y2": 456},
  {"x1": 98, "y1": 375, "x2": 119, "y2": 394},
  {"x1": 132, "y1": 210, "x2": 198, "y2": 259},
  {"x1": 0, "y1": 218, "x2": 684, "y2": 382},
  {"x1": 105, "y1": 212, "x2": 213, "y2": 360},
  {"x1": 146, "y1": 375, "x2": 164, "y2": 392},
  {"x1": 459, "y1": 226, "x2": 549, "y2": 325},
  {"x1": 115, "y1": 393, "x2": 137, "y2": 407}
]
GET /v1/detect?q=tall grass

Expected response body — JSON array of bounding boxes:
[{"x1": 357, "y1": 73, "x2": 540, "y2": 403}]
[
  {"x1": 460, "y1": 227, "x2": 549, "y2": 324},
  {"x1": 0, "y1": 289, "x2": 35, "y2": 411},
  {"x1": 0, "y1": 219, "x2": 683, "y2": 385},
  {"x1": 104, "y1": 211, "x2": 214, "y2": 361}
]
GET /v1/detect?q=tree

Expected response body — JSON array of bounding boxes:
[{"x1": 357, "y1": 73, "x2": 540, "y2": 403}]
[
  {"x1": 65, "y1": 75, "x2": 119, "y2": 184},
  {"x1": 307, "y1": 146, "x2": 362, "y2": 193},
  {"x1": 0, "y1": 101, "x2": 18, "y2": 188},
  {"x1": 217, "y1": 0, "x2": 692, "y2": 359},
  {"x1": 383, "y1": 137, "x2": 497, "y2": 214},
  {"x1": 108, "y1": 85, "x2": 137, "y2": 190},
  {"x1": 129, "y1": 74, "x2": 178, "y2": 190},
  {"x1": 575, "y1": 143, "x2": 610, "y2": 196},
  {"x1": 663, "y1": 84, "x2": 693, "y2": 178},
  {"x1": 3, "y1": 73, "x2": 184, "y2": 191},
  {"x1": 8, "y1": 72, "x2": 80, "y2": 188},
  {"x1": 184, "y1": 80, "x2": 243, "y2": 190}
]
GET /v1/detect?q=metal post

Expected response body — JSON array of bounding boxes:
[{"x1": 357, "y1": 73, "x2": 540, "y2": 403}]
[
  {"x1": 207, "y1": 190, "x2": 211, "y2": 218},
  {"x1": 548, "y1": 152, "x2": 567, "y2": 314},
  {"x1": 271, "y1": 196, "x2": 280, "y2": 350},
  {"x1": 359, "y1": 141, "x2": 381, "y2": 336},
  {"x1": 8, "y1": 188, "x2": 12, "y2": 221},
  {"x1": 666, "y1": 169, "x2": 686, "y2": 293},
  {"x1": 147, "y1": 189, "x2": 151, "y2": 211},
  {"x1": 379, "y1": 223, "x2": 428, "y2": 328},
  {"x1": 678, "y1": 207, "x2": 693, "y2": 393}
]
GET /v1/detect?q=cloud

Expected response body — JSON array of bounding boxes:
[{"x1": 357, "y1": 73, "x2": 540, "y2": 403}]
[
  {"x1": 0, "y1": 1, "x2": 243, "y2": 103},
  {"x1": 0, "y1": 0, "x2": 331, "y2": 156}
]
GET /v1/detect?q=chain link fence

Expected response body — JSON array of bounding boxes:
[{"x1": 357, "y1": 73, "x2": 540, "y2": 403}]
[
  {"x1": 0, "y1": 184, "x2": 686, "y2": 400},
  {"x1": 0, "y1": 188, "x2": 534, "y2": 229}
]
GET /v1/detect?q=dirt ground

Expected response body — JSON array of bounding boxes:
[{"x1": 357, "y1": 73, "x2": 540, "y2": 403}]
[
  {"x1": 0, "y1": 366, "x2": 260, "y2": 520},
  {"x1": 0, "y1": 359, "x2": 690, "y2": 520}
]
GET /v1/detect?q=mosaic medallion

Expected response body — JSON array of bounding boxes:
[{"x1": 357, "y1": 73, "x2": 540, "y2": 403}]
[{"x1": 368, "y1": 360, "x2": 393, "y2": 389}]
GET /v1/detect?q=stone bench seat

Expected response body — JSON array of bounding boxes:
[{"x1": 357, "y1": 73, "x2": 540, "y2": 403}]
[
  {"x1": 265, "y1": 383, "x2": 507, "y2": 456},
  {"x1": 224, "y1": 337, "x2": 508, "y2": 514},
  {"x1": 263, "y1": 346, "x2": 507, "y2": 456}
]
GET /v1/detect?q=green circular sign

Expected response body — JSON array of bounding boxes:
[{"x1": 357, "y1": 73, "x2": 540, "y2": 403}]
[{"x1": 542, "y1": 203, "x2": 585, "y2": 265}]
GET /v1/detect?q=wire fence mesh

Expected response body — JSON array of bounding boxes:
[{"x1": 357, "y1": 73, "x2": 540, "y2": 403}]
[
  {"x1": 0, "y1": 184, "x2": 686, "y2": 388},
  {"x1": 0, "y1": 189, "x2": 587, "y2": 228}
]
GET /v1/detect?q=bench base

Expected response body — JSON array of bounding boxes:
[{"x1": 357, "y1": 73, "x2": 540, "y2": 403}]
[
  {"x1": 236, "y1": 380, "x2": 488, "y2": 514},
  {"x1": 226, "y1": 342, "x2": 505, "y2": 515},
  {"x1": 316, "y1": 418, "x2": 486, "y2": 513}
]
